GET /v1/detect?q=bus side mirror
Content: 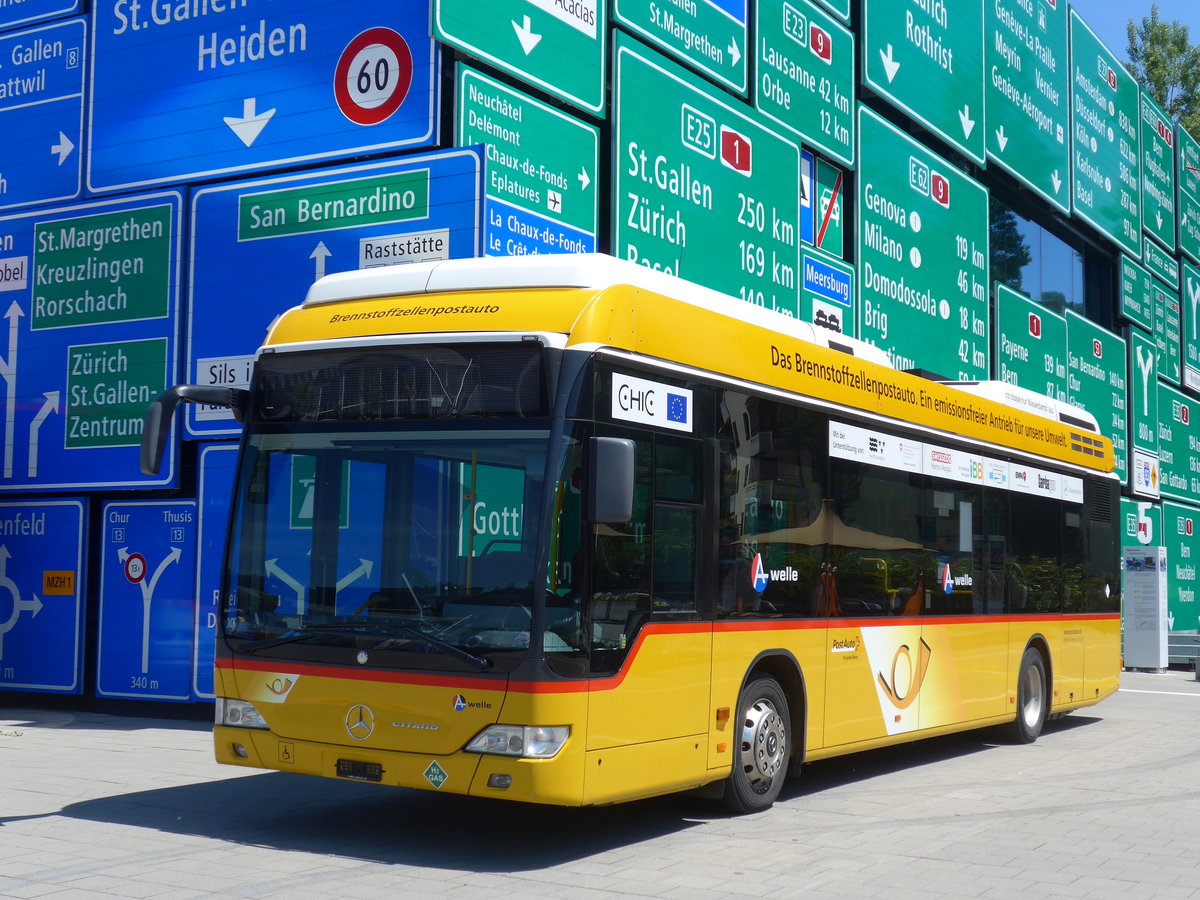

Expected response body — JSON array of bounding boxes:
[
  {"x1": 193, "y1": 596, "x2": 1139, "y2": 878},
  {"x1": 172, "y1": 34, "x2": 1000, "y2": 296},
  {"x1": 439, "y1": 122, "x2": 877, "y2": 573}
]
[
  {"x1": 588, "y1": 437, "x2": 635, "y2": 524},
  {"x1": 140, "y1": 385, "x2": 249, "y2": 475}
]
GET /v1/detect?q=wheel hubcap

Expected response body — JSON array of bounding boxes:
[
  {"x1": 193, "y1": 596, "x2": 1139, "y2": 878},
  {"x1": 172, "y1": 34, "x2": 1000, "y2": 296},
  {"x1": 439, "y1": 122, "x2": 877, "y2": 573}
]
[
  {"x1": 739, "y1": 697, "x2": 786, "y2": 790},
  {"x1": 1021, "y1": 666, "x2": 1044, "y2": 729}
]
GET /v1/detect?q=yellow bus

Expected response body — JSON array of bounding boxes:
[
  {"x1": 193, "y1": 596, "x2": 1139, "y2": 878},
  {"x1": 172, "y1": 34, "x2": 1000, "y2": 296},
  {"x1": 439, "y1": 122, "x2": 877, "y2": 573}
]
[{"x1": 142, "y1": 254, "x2": 1120, "y2": 812}]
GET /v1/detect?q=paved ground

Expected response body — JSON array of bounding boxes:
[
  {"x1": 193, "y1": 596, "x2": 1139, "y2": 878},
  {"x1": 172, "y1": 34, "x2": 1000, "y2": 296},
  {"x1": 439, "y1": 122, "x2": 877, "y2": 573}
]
[{"x1": 2, "y1": 670, "x2": 1199, "y2": 899}]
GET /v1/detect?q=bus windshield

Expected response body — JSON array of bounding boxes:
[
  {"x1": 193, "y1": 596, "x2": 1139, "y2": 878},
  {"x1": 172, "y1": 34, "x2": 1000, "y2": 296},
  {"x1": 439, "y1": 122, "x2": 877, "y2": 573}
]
[{"x1": 222, "y1": 423, "x2": 551, "y2": 670}]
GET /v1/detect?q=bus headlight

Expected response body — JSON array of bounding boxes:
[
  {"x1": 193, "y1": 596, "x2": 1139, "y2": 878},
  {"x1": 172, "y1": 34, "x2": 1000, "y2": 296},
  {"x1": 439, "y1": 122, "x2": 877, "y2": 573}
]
[
  {"x1": 215, "y1": 698, "x2": 269, "y2": 729},
  {"x1": 465, "y1": 725, "x2": 569, "y2": 758}
]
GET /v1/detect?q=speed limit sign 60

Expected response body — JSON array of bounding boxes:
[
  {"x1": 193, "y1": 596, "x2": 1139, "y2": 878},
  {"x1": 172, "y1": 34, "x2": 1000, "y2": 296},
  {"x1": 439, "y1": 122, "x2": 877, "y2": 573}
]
[{"x1": 334, "y1": 27, "x2": 414, "y2": 126}]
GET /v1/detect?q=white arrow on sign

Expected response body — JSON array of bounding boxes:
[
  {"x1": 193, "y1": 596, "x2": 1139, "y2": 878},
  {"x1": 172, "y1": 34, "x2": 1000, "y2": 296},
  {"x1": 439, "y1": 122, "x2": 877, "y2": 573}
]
[
  {"x1": 0, "y1": 544, "x2": 42, "y2": 660},
  {"x1": 1051, "y1": 170, "x2": 1062, "y2": 193},
  {"x1": 51, "y1": 131, "x2": 75, "y2": 165},
  {"x1": 224, "y1": 98, "x2": 276, "y2": 148},
  {"x1": 879, "y1": 45, "x2": 900, "y2": 83},
  {"x1": 578, "y1": 167, "x2": 590, "y2": 191},
  {"x1": 513, "y1": 15, "x2": 542, "y2": 55},
  {"x1": 118, "y1": 545, "x2": 182, "y2": 673},
  {"x1": 995, "y1": 126, "x2": 1008, "y2": 152},
  {"x1": 728, "y1": 38, "x2": 741, "y2": 67},
  {"x1": 0, "y1": 302, "x2": 23, "y2": 480},
  {"x1": 1168, "y1": 611, "x2": 1175, "y2": 629},
  {"x1": 336, "y1": 557, "x2": 374, "y2": 593},
  {"x1": 311, "y1": 241, "x2": 331, "y2": 281},
  {"x1": 1156, "y1": 211, "x2": 1164, "y2": 230},
  {"x1": 958, "y1": 105, "x2": 976, "y2": 139},
  {"x1": 265, "y1": 557, "x2": 305, "y2": 612},
  {"x1": 28, "y1": 391, "x2": 60, "y2": 478}
]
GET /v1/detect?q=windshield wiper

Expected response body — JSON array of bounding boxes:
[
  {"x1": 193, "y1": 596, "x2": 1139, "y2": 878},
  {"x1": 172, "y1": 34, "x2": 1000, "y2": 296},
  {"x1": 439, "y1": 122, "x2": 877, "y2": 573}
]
[{"x1": 236, "y1": 622, "x2": 492, "y2": 671}]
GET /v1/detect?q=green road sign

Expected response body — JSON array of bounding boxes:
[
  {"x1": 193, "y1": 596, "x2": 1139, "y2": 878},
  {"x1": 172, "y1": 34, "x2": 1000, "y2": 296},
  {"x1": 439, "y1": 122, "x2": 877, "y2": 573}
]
[
  {"x1": 815, "y1": 157, "x2": 845, "y2": 257},
  {"x1": 459, "y1": 461, "x2": 524, "y2": 558},
  {"x1": 1179, "y1": 125, "x2": 1200, "y2": 263},
  {"x1": 1066, "y1": 309, "x2": 1127, "y2": 482},
  {"x1": 456, "y1": 66, "x2": 599, "y2": 254},
  {"x1": 800, "y1": 244, "x2": 854, "y2": 336},
  {"x1": 861, "y1": 0, "x2": 985, "y2": 164},
  {"x1": 1129, "y1": 328, "x2": 1159, "y2": 456},
  {"x1": 754, "y1": 0, "x2": 854, "y2": 166},
  {"x1": 1120, "y1": 255, "x2": 1156, "y2": 334},
  {"x1": 434, "y1": 0, "x2": 606, "y2": 114},
  {"x1": 613, "y1": 34, "x2": 801, "y2": 312},
  {"x1": 1183, "y1": 259, "x2": 1200, "y2": 391},
  {"x1": 614, "y1": 0, "x2": 747, "y2": 93},
  {"x1": 1068, "y1": 11, "x2": 1141, "y2": 257},
  {"x1": 1154, "y1": 281, "x2": 1182, "y2": 386},
  {"x1": 1163, "y1": 500, "x2": 1200, "y2": 631},
  {"x1": 1141, "y1": 92, "x2": 1177, "y2": 251},
  {"x1": 65, "y1": 338, "x2": 166, "y2": 449},
  {"x1": 1143, "y1": 235, "x2": 1179, "y2": 290},
  {"x1": 32, "y1": 205, "x2": 173, "y2": 331},
  {"x1": 856, "y1": 106, "x2": 989, "y2": 378},
  {"x1": 994, "y1": 284, "x2": 1067, "y2": 401},
  {"x1": 985, "y1": 0, "x2": 1070, "y2": 212},
  {"x1": 1158, "y1": 384, "x2": 1200, "y2": 504}
]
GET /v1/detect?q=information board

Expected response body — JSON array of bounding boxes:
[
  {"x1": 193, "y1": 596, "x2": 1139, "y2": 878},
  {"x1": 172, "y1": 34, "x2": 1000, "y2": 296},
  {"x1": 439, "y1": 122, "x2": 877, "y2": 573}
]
[
  {"x1": 857, "y1": 105, "x2": 990, "y2": 378},
  {"x1": 98, "y1": 501, "x2": 197, "y2": 701},
  {"x1": 187, "y1": 149, "x2": 483, "y2": 437},
  {"x1": 1183, "y1": 259, "x2": 1200, "y2": 392},
  {"x1": 435, "y1": 0, "x2": 605, "y2": 114},
  {"x1": 615, "y1": 0, "x2": 747, "y2": 93},
  {"x1": 1068, "y1": 11, "x2": 1141, "y2": 257},
  {"x1": 1141, "y1": 91, "x2": 1177, "y2": 252},
  {"x1": 1163, "y1": 500, "x2": 1200, "y2": 632},
  {"x1": 0, "y1": 194, "x2": 182, "y2": 490},
  {"x1": 1066, "y1": 309, "x2": 1127, "y2": 482},
  {"x1": 994, "y1": 284, "x2": 1067, "y2": 401},
  {"x1": 90, "y1": 2, "x2": 438, "y2": 192},
  {"x1": 1154, "y1": 282, "x2": 1182, "y2": 386},
  {"x1": 613, "y1": 34, "x2": 801, "y2": 313},
  {"x1": 861, "y1": 0, "x2": 985, "y2": 164},
  {"x1": 0, "y1": 0, "x2": 79, "y2": 31},
  {"x1": 1157, "y1": 383, "x2": 1199, "y2": 505},
  {"x1": 754, "y1": 0, "x2": 854, "y2": 166},
  {"x1": 194, "y1": 444, "x2": 237, "y2": 699},
  {"x1": 984, "y1": 0, "x2": 1070, "y2": 211},
  {"x1": 0, "y1": 19, "x2": 85, "y2": 211},
  {"x1": 1178, "y1": 124, "x2": 1200, "y2": 263},
  {"x1": 0, "y1": 500, "x2": 85, "y2": 694},
  {"x1": 456, "y1": 66, "x2": 598, "y2": 257},
  {"x1": 1120, "y1": 256, "x2": 1156, "y2": 334}
]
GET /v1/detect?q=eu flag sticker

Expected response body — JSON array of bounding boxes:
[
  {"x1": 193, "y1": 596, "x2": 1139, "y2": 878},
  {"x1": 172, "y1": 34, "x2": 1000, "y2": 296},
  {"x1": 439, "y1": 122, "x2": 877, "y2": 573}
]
[{"x1": 667, "y1": 393, "x2": 689, "y2": 424}]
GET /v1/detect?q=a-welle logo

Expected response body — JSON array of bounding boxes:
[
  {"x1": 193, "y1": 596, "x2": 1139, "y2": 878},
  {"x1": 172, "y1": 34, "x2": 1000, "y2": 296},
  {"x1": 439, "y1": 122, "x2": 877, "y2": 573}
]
[{"x1": 876, "y1": 637, "x2": 932, "y2": 710}]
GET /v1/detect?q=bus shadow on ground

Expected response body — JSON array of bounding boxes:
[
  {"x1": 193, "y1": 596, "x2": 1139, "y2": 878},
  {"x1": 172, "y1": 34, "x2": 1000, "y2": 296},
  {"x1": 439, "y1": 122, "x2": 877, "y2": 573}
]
[
  {"x1": 33, "y1": 771, "x2": 709, "y2": 871},
  {"x1": 9, "y1": 714, "x2": 1102, "y2": 871}
]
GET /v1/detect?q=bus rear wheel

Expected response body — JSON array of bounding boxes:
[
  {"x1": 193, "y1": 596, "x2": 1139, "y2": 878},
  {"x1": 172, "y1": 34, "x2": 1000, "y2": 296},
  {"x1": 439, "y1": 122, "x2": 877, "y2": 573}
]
[
  {"x1": 724, "y1": 677, "x2": 790, "y2": 814},
  {"x1": 1007, "y1": 647, "x2": 1048, "y2": 744}
]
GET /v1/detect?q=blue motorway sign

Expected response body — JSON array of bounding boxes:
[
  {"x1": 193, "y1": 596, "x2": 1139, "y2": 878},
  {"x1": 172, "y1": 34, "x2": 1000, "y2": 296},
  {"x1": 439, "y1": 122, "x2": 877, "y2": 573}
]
[
  {"x1": 0, "y1": 500, "x2": 86, "y2": 694},
  {"x1": 0, "y1": 18, "x2": 85, "y2": 211},
  {"x1": 0, "y1": 0, "x2": 79, "y2": 32},
  {"x1": 186, "y1": 148, "x2": 483, "y2": 437},
  {"x1": 88, "y1": 0, "x2": 438, "y2": 193},
  {"x1": 98, "y1": 501, "x2": 197, "y2": 701},
  {"x1": 0, "y1": 193, "x2": 183, "y2": 490},
  {"x1": 195, "y1": 443, "x2": 237, "y2": 699}
]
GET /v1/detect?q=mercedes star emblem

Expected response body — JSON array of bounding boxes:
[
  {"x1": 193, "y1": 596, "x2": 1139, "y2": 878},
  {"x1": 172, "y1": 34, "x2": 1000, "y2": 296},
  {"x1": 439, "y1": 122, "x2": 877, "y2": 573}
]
[{"x1": 345, "y1": 704, "x2": 375, "y2": 741}]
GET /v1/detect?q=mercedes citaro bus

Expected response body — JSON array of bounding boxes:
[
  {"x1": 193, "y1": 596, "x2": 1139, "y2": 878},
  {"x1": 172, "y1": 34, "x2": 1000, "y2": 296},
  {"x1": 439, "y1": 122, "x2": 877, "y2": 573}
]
[{"x1": 142, "y1": 254, "x2": 1120, "y2": 812}]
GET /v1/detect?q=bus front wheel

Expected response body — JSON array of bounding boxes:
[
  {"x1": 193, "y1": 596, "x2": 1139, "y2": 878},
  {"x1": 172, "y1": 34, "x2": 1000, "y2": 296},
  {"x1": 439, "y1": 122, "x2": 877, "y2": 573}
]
[
  {"x1": 1007, "y1": 647, "x2": 1048, "y2": 744},
  {"x1": 724, "y1": 677, "x2": 790, "y2": 814}
]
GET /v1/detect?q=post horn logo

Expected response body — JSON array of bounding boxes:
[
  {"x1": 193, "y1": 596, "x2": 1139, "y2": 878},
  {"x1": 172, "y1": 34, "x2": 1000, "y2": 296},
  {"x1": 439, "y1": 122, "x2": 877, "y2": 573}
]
[{"x1": 877, "y1": 638, "x2": 932, "y2": 710}]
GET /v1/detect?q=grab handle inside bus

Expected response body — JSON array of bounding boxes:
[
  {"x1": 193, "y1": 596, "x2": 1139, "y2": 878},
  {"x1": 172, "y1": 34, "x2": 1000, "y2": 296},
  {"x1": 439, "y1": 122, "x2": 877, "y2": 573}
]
[
  {"x1": 588, "y1": 437, "x2": 635, "y2": 524},
  {"x1": 140, "y1": 384, "x2": 249, "y2": 476}
]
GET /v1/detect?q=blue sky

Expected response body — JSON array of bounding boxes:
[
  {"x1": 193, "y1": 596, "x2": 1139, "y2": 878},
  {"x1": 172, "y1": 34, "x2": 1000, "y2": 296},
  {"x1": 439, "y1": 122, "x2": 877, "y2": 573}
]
[{"x1": 1071, "y1": 0, "x2": 1200, "y2": 61}]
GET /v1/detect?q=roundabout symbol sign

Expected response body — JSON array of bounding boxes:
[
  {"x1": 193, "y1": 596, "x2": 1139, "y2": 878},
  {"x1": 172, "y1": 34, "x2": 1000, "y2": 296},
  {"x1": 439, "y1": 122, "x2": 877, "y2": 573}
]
[{"x1": 334, "y1": 27, "x2": 414, "y2": 126}]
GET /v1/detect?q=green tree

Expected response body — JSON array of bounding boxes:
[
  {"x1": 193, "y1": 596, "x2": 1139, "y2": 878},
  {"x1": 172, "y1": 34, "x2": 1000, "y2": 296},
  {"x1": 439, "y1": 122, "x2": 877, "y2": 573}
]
[{"x1": 1126, "y1": 3, "x2": 1200, "y2": 139}]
